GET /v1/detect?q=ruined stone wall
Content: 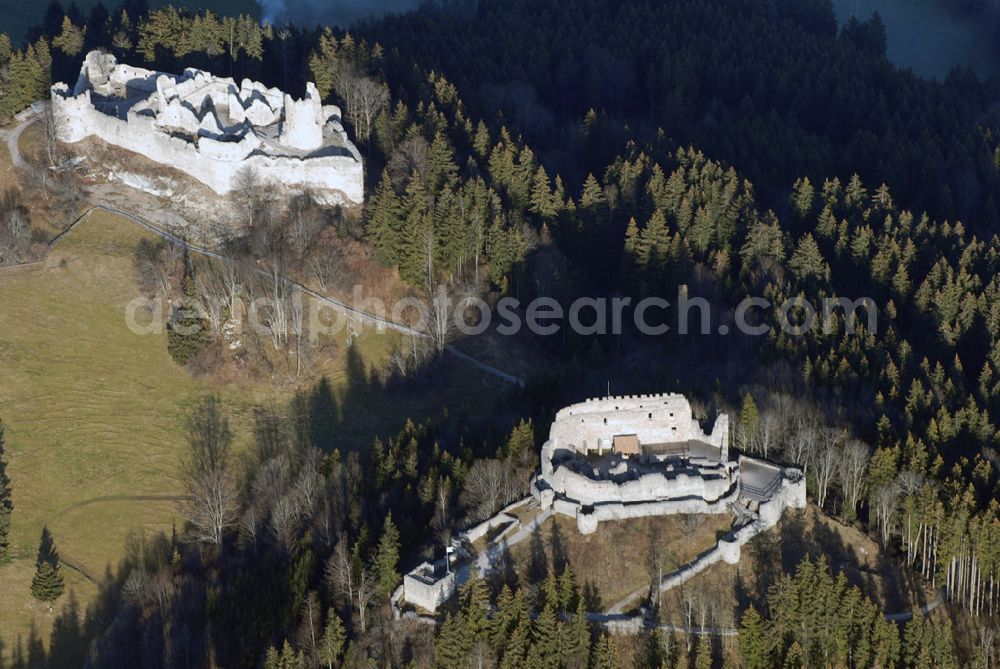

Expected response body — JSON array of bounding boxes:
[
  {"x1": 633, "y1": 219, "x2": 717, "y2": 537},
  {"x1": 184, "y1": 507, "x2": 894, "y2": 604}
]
[
  {"x1": 549, "y1": 394, "x2": 728, "y2": 458},
  {"x1": 51, "y1": 52, "x2": 364, "y2": 206},
  {"x1": 547, "y1": 463, "x2": 734, "y2": 506},
  {"x1": 552, "y1": 485, "x2": 739, "y2": 534},
  {"x1": 402, "y1": 564, "x2": 456, "y2": 613}
]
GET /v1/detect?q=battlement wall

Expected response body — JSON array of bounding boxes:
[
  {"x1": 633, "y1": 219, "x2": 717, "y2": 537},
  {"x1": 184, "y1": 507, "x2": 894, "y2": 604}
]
[{"x1": 549, "y1": 394, "x2": 728, "y2": 458}]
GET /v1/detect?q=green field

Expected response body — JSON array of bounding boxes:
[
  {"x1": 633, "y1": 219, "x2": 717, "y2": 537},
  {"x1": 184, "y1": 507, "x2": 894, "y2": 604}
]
[
  {"x1": 0, "y1": 207, "x2": 504, "y2": 660},
  {"x1": 0, "y1": 211, "x2": 215, "y2": 653},
  {"x1": 0, "y1": 0, "x2": 259, "y2": 48}
]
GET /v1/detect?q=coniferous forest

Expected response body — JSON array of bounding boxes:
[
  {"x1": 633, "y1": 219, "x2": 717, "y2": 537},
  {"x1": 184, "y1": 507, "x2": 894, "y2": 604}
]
[{"x1": 3, "y1": 0, "x2": 1000, "y2": 666}]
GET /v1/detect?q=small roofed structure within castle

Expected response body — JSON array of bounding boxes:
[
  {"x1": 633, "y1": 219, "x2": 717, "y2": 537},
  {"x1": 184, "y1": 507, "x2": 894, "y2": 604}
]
[{"x1": 50, "y1": 50, "x2": 363, "y2": 205}]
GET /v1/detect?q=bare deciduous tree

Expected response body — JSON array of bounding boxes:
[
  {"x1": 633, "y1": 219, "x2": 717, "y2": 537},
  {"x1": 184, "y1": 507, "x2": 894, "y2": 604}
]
[
  {"x1": 133, "y1": 239, "x2": 171, "y2": 297},
  {"x1": 296, "y1": 590, "x2": 323, "y2": 665},
  {"x1": 872, "y1": 482, "x2": 898, "y2": 547},
  {"x1": 837, "y1": 439, "x2": 871, "y2": 520},
  {"x1": 269, "y1": 492, "x2": 302, "y2": 551},
  {"x1": 40, "y1": 104, "x2": 63, "y2": 170},
  {"x1": 307, "y1": 250, "x2": 344, "y2": 292},
  {"x1": 325, "y1": 536, "x2": 355, "y2": 609},
  {"x1": 0, "y1": 189, "x2": 32, "y2": 266},
  {"x1": 388, "y1": 333, "x2": 435, "y2": 378},
  {"x1": 432, "y1": 477, "x2": 452, "y2": 544},
  {"x1": 218, "y1": 255, "x2": 243, "y2": 322},
  {"x1": 346, "y1": 77, "x2": 389, "y2": 145},
  {"x1": 293, "y1": 449, "x2": 322, "y2": 515},
  {"x1": 181, "y1": 396, "x2": 239, "y2": 545},
  {"x1": 810, "y1": 428, "x2": 844, "y2": 511},
  {"x1": 757, "y1": 409, "x2": 782, "y2": 460},
  {"x1": 122, "y1": 567, "x2": 174, "y2": 615},
  {"x1": 315, "y1": 482, "x2": 344, "y2": 549},
  {"x1": 286, "y1": 194, "x2": 324, "y2": 261},
  {"x1": 461, "y1": 459, "x2": 520, "y2": 522},
  {"x1": 784, "y1": 404, "x2": 820, "y2": 473},
  {"x1": 184, "y1": 466, "x2": 240, "y2": 545},
  {"x1": 425, "y1": 285, "x2": 461, "y2": 354},
  {"x1": 231, "y1": 167, "x2": 270, "y2": 232},
  {"x1": 387, "y1": 136, "x2": 429, "y2": 190},
  {"x1": 354, "y1": 566, "x2": 376, "y2": 634},
  {"x1": 240, "y1": 501, "x2": 262, "y2": 554},
  {"x1": 194, "y1": 262, "x2": 228, "y2": 337}
]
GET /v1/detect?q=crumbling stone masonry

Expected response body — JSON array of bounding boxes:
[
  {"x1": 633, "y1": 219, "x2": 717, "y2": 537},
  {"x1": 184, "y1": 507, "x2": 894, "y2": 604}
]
[
  {"x1": 51, "y1": 51, "x2": 363, "y2": 206},
  {"x1": 533, "y1": 393, "x2": 805, "y2": 534}
]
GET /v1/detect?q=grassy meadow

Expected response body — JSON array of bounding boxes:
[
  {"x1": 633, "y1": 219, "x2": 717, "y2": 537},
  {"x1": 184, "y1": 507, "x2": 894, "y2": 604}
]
[{"x1": 0, "y1": 205, "x2": 505, "y2": 660}]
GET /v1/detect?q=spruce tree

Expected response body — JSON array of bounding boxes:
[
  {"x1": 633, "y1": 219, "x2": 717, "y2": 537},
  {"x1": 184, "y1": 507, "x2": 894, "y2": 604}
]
[
  {"x1": 264, "y1": 640, "x2": 306, "y2": 669},
  {"x1": 739, "y1": 605, "x2": 770, "y2": 669},
  {"x1": 0, "y1": 34, "x2": 10, "y2": 68},
  {"x1": 694, "y1": 634, "x2": 712, "y2": 669},
  {"x1": 791, "y1": 176, "x2": 815, "y2": 219},
  {"x1": 737, "y1": 393, "x2": 761, "y2": 453},
  {"x1": 580, "y1": 174, "x2": 606, "y2": 210},
  {"x1": 590, "y1": 634, "x2": 614, "y2": 669},
  {"x1": 461, "y1": 573, "x2": 490, "y2": 639},
  {"x1": 53, "y1": 16, "x2": 84, "y2": 56},
  {"x1": 529, "y1": 601, "x2": 561, "y2": 669},
  {"x1": 0, "y1": 420, "x2": 12, "y2": 559},
  {"x1": 435, "y1": 612, "x2": 471, "y2": 669},
  {"x1": 501, "y1": 616, "x2": 531, "y2": 669},
  {"x1": 472, "y1": 121, "x2": 491, "y2": 159},
  {"x1": 30, "y1": 529, "x2": 64, "y2": 605},
  {"x1": 530, "y1": 166, "x2": 557, "y2": 219},
  {"x1": 399, "y1": 171, "x2": 433, "y2": 287},
  {"x1": 489, "y1": 585, "x2": 516, "y2": 653},
  {"x1": 167, "y1": 260, "x2": 208, "y2": 366},
  {"x1": 564, "y1": 597, "x2": 590, "y2": 669},
  {"x1": 558, "y1": 565, "x2": 578, "y2": 612},
  {"x1": 788, "y1": 233, "x2": 830, "y2": 282},
  {"x1": 374, "y1": 513, "x2": 400, "y2": 599},
  {"x1": 427, "y1": 131, "x2": 459, "y2": 194},
  {"x1": 318, "y1": 611, "x2": 345, "y2": 669},
  {"x1": 31, "y1": 561, "x2": 63, "y2": 604}
]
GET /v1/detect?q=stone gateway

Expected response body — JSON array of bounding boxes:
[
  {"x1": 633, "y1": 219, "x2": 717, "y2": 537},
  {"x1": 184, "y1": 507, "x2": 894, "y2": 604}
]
[{"x1": 51, "y1": 51, "x2": 364, "y2": 206}]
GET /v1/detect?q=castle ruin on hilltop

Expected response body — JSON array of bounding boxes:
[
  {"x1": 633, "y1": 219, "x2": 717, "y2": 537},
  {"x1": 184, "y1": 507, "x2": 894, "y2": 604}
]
[
  {"x1": 50, "y1": 50, "x2": 364, "y2": 206},
  {"x1": 398, "y1": 393, "x2": 807, "y2": 615},
  {"x1": 533, "y1": 393, "x2": 805, "y2": 534}
]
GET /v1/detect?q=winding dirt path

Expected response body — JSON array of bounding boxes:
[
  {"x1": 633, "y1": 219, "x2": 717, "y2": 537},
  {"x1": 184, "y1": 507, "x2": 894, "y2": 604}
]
[{"x1": 50, "y1": 494, "x2": 190, "y2": 521}]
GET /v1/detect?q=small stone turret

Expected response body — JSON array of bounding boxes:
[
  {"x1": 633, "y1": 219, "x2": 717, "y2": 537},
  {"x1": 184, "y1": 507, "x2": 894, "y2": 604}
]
[
  {"x1": 50, "y1": 84, "x2": 91, "y2": 142},
  {"x1": 279, "y1": 82, "x2": 323, "y2": 151}
]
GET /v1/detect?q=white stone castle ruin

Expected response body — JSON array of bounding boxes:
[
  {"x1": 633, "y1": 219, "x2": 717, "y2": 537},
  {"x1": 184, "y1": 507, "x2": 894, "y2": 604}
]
[
  {"x1": 532, "y1": 393, "x2": 805, "y2": 535},
  {"x1": 400, "y1": 393, "x2": 806, "y2": 615},
  {"x1": 50, "y1": 50, "x2": 363, "y2": 206}
]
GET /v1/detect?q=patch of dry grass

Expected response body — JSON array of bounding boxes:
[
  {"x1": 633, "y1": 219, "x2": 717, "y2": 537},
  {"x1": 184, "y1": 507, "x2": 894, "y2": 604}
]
[
  {"x1": 0, "y1": 209, "x2": 503, "y2": 660},
  {"x1": 508, "y1": 513, "x2": 732, "y2": 608}
]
